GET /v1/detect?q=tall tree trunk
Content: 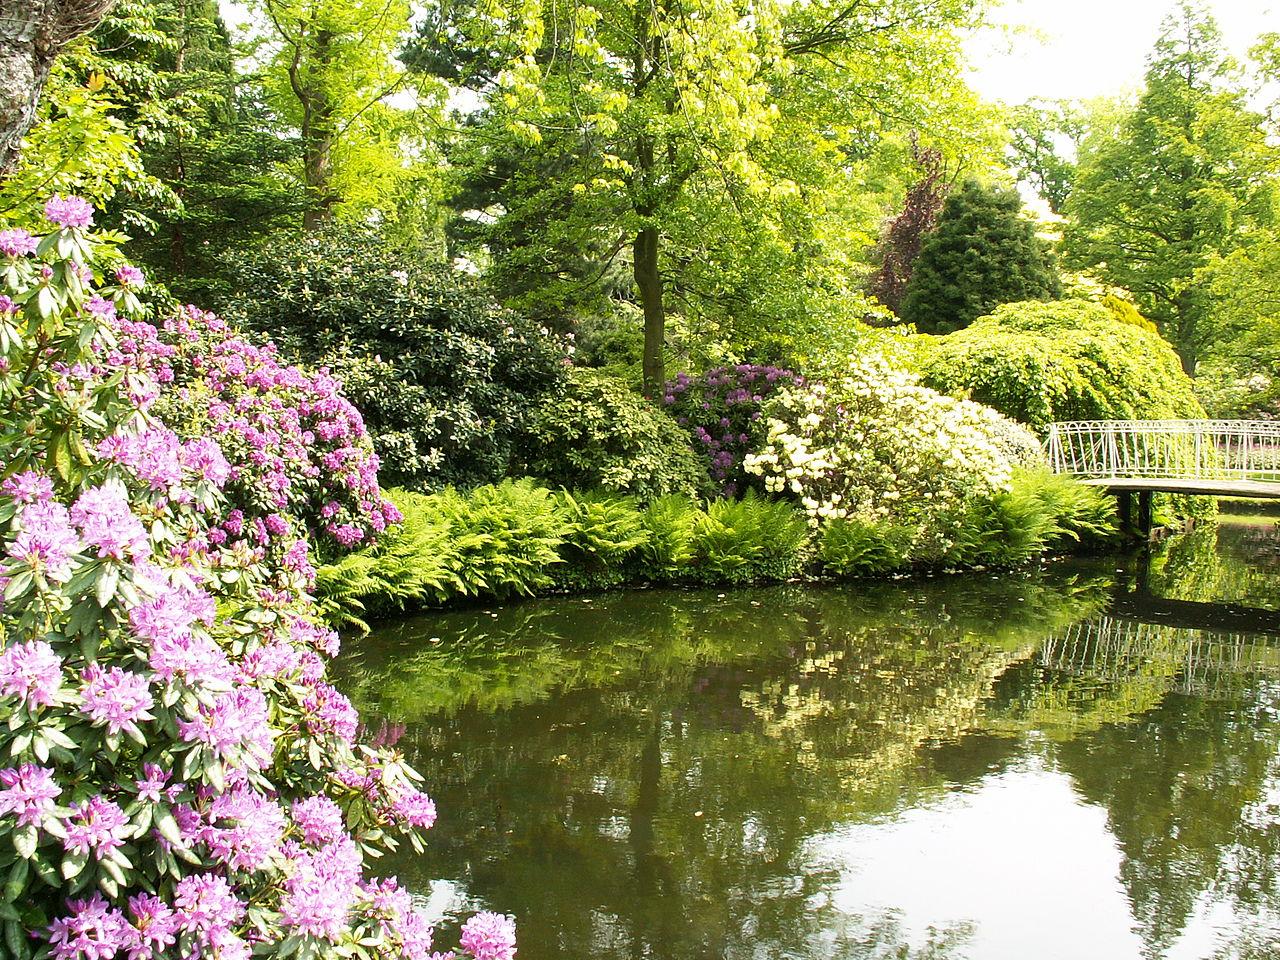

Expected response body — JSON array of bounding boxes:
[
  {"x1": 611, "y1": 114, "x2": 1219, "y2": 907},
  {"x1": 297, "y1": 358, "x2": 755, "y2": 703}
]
[
  {"x1": 299, "y1": 28, "x2": 335, "y2": 231},
  {"x1": 635, "y1": 225, "x2": 665, "y2": 398},
  {"x1": 0, "y1": 0, "x2": 116, "y2": 175}
]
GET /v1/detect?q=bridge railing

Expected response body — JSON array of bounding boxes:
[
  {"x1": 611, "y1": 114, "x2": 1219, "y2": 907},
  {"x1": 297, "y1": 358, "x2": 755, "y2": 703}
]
[{"x1": 1046, "y1": 420, "x2": 1280, "y2": 483}]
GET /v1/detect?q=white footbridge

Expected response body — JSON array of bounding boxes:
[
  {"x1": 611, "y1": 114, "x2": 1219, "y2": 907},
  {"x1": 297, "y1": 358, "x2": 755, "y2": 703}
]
[{"x1": 1047, "y1": 420, "x2": 1280, "y2": 500}]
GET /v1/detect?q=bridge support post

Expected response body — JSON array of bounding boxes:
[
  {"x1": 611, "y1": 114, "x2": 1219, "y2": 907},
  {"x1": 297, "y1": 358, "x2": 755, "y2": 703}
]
[
  {"x1": 1117, "y1": 491, "x2": 1133, "y2": 535},
  {"x1": 1138, "y1": 490, "x2": 1153, "y2": 538}
]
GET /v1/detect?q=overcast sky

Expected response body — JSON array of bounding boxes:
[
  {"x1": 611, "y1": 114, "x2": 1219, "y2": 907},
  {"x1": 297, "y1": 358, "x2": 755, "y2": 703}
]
[{"x1": 966, "y1": 0, "x2": 1279, "y2": 104}]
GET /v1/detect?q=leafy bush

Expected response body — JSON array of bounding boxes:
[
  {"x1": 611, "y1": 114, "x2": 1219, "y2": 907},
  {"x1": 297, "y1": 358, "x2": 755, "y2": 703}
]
[
  {"x1": 429, "y1": 480, "x2": 573, "y2": 599},
  {"x1": 916, "y1": 299, "x2": 1205, "y2": 429},
  {"x1": 819, "y1": 518, "x2": 912, "y2": 577},
  {"x1": 314, "y1": 489, "x2": 464, "y2": 632},
  {"x1": 940, "y1": 468, "x2": 1120, "y2": 567},
  {"x1": 553, "y1": 491, "x2": 651, "y2": 589},
  {"x1": 687, "y1": 493, "x2": 809, "y2": 585},
  {"x1": 900, "y1": 179, "x2": 1061, "y2": 334},
  {"x1": 637, "y1": 495, "x2": 701, "y2": 581},
  {"x1": 0, "y1": 202, "x2": 506, "y2": 957},
  {"x1": 744, "y1": 354, "x2": 1018, "y2": 557},
  {"x1": 663, "y1": 364, "x2": 801, "y2": 495},
  {"x1": 218, "y1": 225, "x2": 568, "y2": 490},
  {"x1": 153, "y1": 306, "x2": 399, "y2": 556},
  {"x1": 518, "y1": 368, "x2": 712, "y2": 500}
]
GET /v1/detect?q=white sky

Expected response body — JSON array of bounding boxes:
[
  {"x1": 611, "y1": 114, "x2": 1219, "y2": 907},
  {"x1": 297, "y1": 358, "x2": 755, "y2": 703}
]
[{"x1": 967, "y1": 0, "x2": 1280, "y2": 104}]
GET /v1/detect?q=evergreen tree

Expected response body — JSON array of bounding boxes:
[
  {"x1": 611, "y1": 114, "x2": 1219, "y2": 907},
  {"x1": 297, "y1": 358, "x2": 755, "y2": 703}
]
[
  {"x1": 900, "y1": 180, "x2": 1061, "y2": 334},
  {"x1": 1064, "y1": 2, "x2": 1280, "y2": 372}
]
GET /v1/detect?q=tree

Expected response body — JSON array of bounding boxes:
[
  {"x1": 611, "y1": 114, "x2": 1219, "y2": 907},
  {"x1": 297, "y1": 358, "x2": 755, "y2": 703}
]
[
  {"x1": 1064, "y1": 2, "x2": 1280, "y2": 372},
  {"x1": 0, "y1": 0, "x2": 117, "y2": 173},
  {"x1": 867, "y1": 137, "x2": 951, "y2": 315},
  {"x1": 899, "y1": 180, "x2": 1061, "y2": 334},
  {"x1": 416, "y1": 0, "x2": 993, "y2": 395},
  {"x1": 251, "y1": 0, "x2": 439, "y2": 231},
  {"x1": 1006, "y1": 99, "x2": 1089, "y2": 214}
]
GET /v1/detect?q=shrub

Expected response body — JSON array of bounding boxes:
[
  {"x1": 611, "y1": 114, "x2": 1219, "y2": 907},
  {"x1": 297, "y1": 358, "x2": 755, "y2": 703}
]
[
  {"x1": 900, "y1": 179, "x2": 1061, "y2": 334},
  {"x1": 819, "y1": 518, "x2": 913, "y2": 577},
  {"x1": 549, "y1": 491, "x2": 650, "y2": 589},
  {"x1": 314, "y1": 489, "x2": 465, "y2": 632},
  {"x1": 0, "y1": 203, "x2": 503, "y2": 957},
  {"x1": 431, "y1": 480, "x2": 573, "y2": 599},
  {"x1": 940, "y1": 468, "x2": 1120, "y2": 567},
  {"x1": 687, "y1": 493, "x2": 809, "y2": 585},
  {"x1": 218, "y1": 225, "x2": 568, "y2": 490},
  {"x1": 152, "y1": 307, "x2": 399, "y2": 556},
  {"x1": 637, "y1": 495, "x2": 700, "y2": 581},
  {"x1": 743, "y1": 354, "x2": 1017, "y2": 556},
  {"x1": 518, "y1": 368, "x2": 712, "y2": 500},
  {"x1": 916, "y1": 299, "x2": 1205, "y2": 430},
  {"x1": 663, "y1": 364, "x2": 801, "y2": 495}
]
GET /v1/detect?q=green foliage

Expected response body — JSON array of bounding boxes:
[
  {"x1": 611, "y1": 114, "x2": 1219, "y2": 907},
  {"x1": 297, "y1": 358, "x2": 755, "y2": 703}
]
[
  {"x1": 900, "y1": 179, "x2": 1062, "y2": 334},
  {"x1": 637, "y1": 495, "x2": 700, "y2": 581},
  {"x1": 1063, "y1": 3, "x2": 1280, "y2": 371},
  {"x1": 917, "y1": 299, "x2": 1205, "y2": 430},
  {"x1": 518, "y1": 368, "x2": 712, "y2": 501},
  {"x1": 687, "y1": 493, "x2": 809, "y2": 585},
  {"x1": 430, "y1": 480, "x2": 573, "y2": 600},
  {"x1": 553, "y1": 491, "x2": 651, "y2": 589},
  {"x1": 819, "y1": 518, "x2": 912, "y2": 578},
  {"x1": 941, "y1": 468, "x2": 1120, "y2": 567},
  {"x1": 314, "y1": 489, "x2": 464, "y2": 632},
  {"x1": 218, "y1": 225, "x2": 566, "y2": 489}
]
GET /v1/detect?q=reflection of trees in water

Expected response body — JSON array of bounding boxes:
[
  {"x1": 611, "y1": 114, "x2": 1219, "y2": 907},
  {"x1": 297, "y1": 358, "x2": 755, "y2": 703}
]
[
  {"x1": 1054, "y1": 688, "x2": 1280, "y2": 959},
  {"x1": 1144, "y1": 521, "x2": 1280, "y2": 610},
  {"x1": 335, "y1": 573, "x2": 1108, "y2": 960}
]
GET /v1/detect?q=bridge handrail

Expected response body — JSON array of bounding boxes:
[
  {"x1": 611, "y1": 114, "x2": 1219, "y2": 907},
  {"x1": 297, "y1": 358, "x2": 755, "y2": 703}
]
[{"x1": 1046, "y1": 419, "x2": 1280, "y2": 483}]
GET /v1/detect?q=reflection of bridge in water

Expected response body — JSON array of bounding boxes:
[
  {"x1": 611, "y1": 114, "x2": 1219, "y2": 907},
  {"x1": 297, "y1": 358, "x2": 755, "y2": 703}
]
[{"x1": 1042, "y1": 616, "x2": 1280, "y2": 700}]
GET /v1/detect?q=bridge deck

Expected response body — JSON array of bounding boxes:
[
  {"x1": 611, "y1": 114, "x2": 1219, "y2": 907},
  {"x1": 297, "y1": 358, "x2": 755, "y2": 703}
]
[{"x1": 1079, "y1": 477, "x2": 1280, "y2": 499}]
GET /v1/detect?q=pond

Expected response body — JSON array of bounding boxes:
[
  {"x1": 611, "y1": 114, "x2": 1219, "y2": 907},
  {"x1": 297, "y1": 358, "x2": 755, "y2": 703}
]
[{"x1": 333, "y1": 517, "x2": 1280, "y2": 960}]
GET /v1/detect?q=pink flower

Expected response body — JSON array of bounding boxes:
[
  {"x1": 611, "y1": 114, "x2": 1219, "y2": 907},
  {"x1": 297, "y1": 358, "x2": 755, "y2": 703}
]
[
  {"x1": 304, "y1": 683, "x2": 358, "y2": 743},
  {"x1": 126, "y1": 894, "x2": 177, "y2": 959},
  {"x1": 0, "y1": 228, "x2": 38, "y2": 257},
  {"x1": 135, "y1": 764, "x2": 169, "y2": 803},
  {"x1": 0, "y1": 763, "x2": 61, "y2": 827},
  {"x1": 0, "y1": 639, "x2": 64, "y2": 707},
  {"x1": 173, "y1": 873, "x2": 245, "y2": 937},
  {"x1": 63, "y1": 796, "x2": 130, "y2": 860},
  {"x1": 71, "y1": 481, "x2": 150, "y2": 563},
  {"x1": 391, "y1": 788, "x2": 437, "y2": 830},
  {"x1": 292, "y1": 795, "x2": 344, "y2": 846},
  {"x1": 279, "y1": 835, "x2": 363, "y2": 939},
  {"x1": 177, "y1": 687, "x2": 276, "y2": 770},
  {"x1": 181, "y1": 437, "x2": 231, "y2": 488},
  {"x1": 44, "y1": 195, "x2": 95, "y2": 229},
  {"x1": 115, "y1": 265, "x2": 145, "y2": 289},
  {"x1": 203, "y1": 785, "x2": 285, "y2": 871},
  {"x1": 80, "y1": 664, "x2": 154, "y2": 735},
  {"x1": 8, "y1": 499, "x2": 80, "y2": 582},
  {"x1": 46, "y1": 895, "x2": 130, "y2": 960},
  {"x1": 460, "y1": 912, "x2": 517, "y2": 960}
]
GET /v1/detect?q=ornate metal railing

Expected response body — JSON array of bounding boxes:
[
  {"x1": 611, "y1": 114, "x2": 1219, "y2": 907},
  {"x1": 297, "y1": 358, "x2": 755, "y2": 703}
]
[{"x1": 1046, "y1": 420, "x2": 1280, "y2": 483}]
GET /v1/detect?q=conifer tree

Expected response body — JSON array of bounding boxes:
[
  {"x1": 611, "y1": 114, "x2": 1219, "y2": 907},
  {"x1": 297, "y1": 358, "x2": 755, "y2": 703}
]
[{"x1": 900, "y1": 180, "x2": 1061, "y2": 334}]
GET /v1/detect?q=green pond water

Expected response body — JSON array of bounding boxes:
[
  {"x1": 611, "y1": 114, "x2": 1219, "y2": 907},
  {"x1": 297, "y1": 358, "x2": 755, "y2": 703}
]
[{"x1": 333, "y1": 519, "x2": 1280, "y2": 960}]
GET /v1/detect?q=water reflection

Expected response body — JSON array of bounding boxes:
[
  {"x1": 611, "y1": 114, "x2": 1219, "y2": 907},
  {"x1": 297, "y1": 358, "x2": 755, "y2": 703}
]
[{"x1": 333, "y1": 519, "x2": 1280, "y2": 960}]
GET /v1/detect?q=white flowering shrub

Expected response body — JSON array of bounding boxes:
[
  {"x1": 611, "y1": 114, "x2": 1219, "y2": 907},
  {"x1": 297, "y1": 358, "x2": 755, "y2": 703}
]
[
  {"x1": 0, "y1": 201, "x2": 516, "y2": 960},
  {"x1": 743, "y1": 355, "x2": 1020, "y2": 550}
]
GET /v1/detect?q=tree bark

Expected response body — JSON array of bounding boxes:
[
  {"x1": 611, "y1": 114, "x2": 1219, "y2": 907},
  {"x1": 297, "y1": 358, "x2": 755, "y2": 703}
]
[
  {"x1": 635, "y1": 225, "x2": 665, "y2": 399},
  {"x1": 0, "y1": 0, "x2": 117, "y2": 176},
  {"x1": 298, "y1": 28, "x2": 336, "y2": 231}
]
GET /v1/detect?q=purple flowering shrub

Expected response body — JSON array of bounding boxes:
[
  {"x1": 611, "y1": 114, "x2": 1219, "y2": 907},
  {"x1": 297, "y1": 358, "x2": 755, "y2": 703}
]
[
  {"x1": 0, "y1": 200, "x2": 516, "y2": 960},
  {"x1": 663, "y1": 365, "x2": 800, "y2": 495},
  {"x1": 151, "y1": 306, "x2": 401, "y2": 556}
]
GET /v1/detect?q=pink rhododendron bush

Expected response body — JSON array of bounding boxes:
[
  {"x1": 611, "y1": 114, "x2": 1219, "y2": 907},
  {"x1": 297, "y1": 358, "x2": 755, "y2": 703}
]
[{"x1": 0, "y1": 199, "x2": 516, "y2": 960}]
